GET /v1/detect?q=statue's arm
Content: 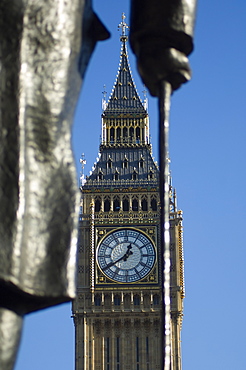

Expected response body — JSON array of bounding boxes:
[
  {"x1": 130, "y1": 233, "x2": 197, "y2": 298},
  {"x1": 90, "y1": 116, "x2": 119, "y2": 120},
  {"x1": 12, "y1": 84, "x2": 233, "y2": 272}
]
[{"x1": 129, "y1": 0, "x2": 197, "y2": 95}]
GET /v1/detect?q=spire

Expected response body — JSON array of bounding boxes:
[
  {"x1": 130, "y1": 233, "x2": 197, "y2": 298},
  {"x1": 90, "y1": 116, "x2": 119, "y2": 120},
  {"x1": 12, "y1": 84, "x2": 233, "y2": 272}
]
[{"x1": 103, "y1": 14, "x2": 146, "y2": 116}]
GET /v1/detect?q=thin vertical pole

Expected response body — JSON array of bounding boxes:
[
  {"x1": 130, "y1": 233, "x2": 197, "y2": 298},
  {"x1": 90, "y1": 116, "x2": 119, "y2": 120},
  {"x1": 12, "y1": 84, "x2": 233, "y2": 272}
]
[{"x1": 158, "y1": 80, "x2": 172, "y2": 370}]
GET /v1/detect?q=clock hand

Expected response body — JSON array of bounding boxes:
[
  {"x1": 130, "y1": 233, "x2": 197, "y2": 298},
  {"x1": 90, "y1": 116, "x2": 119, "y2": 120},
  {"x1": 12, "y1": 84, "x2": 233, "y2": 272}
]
[
  {"x1": 102, "y1": 244, "x2": 133, "y2": 270},
  {"x1": 123, "y1": 245, "x2": 133, "y2": 260}
]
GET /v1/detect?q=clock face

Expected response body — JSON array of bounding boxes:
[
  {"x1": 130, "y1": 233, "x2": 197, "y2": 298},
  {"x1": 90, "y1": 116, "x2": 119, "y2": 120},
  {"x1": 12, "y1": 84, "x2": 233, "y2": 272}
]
[{"x1": 96, "y1": 228, "x2": 156, "y2": 283}]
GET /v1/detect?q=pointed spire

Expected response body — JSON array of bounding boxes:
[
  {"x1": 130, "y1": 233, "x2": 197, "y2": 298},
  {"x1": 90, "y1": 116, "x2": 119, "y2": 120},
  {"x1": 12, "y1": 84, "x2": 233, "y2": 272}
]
[{"x1": 103, "y1": 14, "x2": 146, "y2": 116}]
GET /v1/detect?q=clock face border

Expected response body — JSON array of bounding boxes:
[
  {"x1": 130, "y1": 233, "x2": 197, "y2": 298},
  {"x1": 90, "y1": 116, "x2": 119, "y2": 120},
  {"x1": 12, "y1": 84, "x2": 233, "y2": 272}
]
[{"x1": 96, "y1": 227, "x2": 157, "y2": 284}]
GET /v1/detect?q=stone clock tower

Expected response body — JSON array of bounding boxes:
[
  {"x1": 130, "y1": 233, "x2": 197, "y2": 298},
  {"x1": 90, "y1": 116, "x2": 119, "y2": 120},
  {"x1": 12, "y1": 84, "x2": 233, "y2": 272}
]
[{"x1": 73, "y1": 15, "x2": 185, "y2": 370}]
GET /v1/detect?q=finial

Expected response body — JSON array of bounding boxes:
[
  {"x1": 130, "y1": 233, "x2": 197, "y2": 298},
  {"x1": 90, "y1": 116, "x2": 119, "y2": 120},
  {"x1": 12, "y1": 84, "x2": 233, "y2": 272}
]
[
  {"x1": 118, "y1": 12, "x2": 129, "y2": 42},
  {"x1": 80, "y1": 153, "x2": 86, "y2": 186},
  {"x1": 143, "y1": 87, "x2": 148, "y2": 110},
  {"x1": 102, "y1": 85, "x2": 107, "y2": 110}
]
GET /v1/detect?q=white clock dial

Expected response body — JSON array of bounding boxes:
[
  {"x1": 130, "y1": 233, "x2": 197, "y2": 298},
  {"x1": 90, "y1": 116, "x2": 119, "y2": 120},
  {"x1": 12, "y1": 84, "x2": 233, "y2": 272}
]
[{"x1": 96, "y1": 229, "x2": 156, "y2": 283}]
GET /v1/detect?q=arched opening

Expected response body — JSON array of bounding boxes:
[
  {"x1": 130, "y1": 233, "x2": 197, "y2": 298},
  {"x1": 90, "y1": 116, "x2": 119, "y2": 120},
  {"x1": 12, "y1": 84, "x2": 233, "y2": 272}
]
[
  {"x1": 129, "y1": 127, "x2": 134, "y2": 142},
  {"x1": 104, "y1": 294, "x2": 111, "y2": 309},
  {"x1": 110, "y1": 127, "x2": 115, "y2": 143},
  {"x1": 113, "y1": 198, "x2": 120, "y2": 212},
  {"x1": 141, "y1": 198, "x2": 148, "y2": 211},
  {"x1": 98, "y1": 171, "x2": 103, "y2": 180},
  {"x1": 95, "y1": 199, "x2": 101, "y2": 212},
  {"x1": 134, "y1": 295, "x2": 140, "y2": 306},
  {"x1": 114, "y1": 295, "x2": 121, "y2": 306},
  {"x1": 139, "y1": 158, "x2": 144, "y2": 168},
  {"x1": 143, "y1": 295, "x2": 150, "y2": 309},
  {"x1": 136, "y1": 127, "x2": 140, "y2": 143},
  {"x1": 124, "y1": 294, "x2": 131, "y2": 309},
  {"x1": 123, "y1": 127, "x2": 127, "y2": 141},
  {"x1": 123, "y1": 198, "x2": 129, "y2": 211},
  {"x1": 104, "y1": 199, "x2": 110, "y2": 212},
  {"x1": 107, "y1": 158, "x2": 112, "y2": 168},
  {"x1": 132, "y1": 199, "x2": 138, "y2": 212},
  {"x1": 132, "y1": 170, "x2": 137, "y2": 180},
  {"x1": 151, "y1": 198, "x2": 157, "y2": 211},
  {"x1": 116, "y1": 127, "x2": 121, "y2": 142},
  {"x1": 94, "y1": 294, "x2": 101, "y2": 306},
  {"x1": 153, "y1": 294, "x2": 159, "y2": 305},
  {"x1": 123, "y1": 158, "x2": 128, "y2": 168},
  {"x1": 149, "y1": 170, "x2": 154, "y2": 179}
]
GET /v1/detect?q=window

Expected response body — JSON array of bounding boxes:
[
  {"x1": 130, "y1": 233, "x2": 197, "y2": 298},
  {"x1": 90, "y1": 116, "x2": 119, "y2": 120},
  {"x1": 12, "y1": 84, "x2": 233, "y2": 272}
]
[
  {"x1": 124, "y1": 294, "x2": 131, "y2": 309},
  {"x1": 94, "y1": 295, "x2": 101, "y2": 306},
  {"x1": 123, "y1": 127, "x2": 127, "y2": 140},
  {"x1": 153, "y1": 294, "x2": 159, "y2": 305},
  {"x1": 114, "y1": 295, "x2": 121, "y2": 306},
  {"x1": 129, "y1": 127, "x2": 134, "y2": 141},
  {"x1": 113, "y1": 198, "x2": 120, "y2": 212},
  {"x1": 95, "y1": 199, "x2": 101, "y2": 212},
  {"x1": 149, "y1": 170, "x2": 153, "y2": 179},
  {"x1": 98, "y1": 171, "x2": 103, "y2": 180},
  {"x1": 136, "y1": 127, "x2": 140, "y2": 143},
  {"x1": 110, "y1": 127, "x2": 115, "y2": 143},
  {"x1": 104, "y1": 199, "x2": 110, "y2": 212},
  {"x1": 117, "y1": 127, "x2": 121, "y2": 142},
  {"x1": 123, "y1": 198, "x2": 129, "y2": 211},
  {"x1": 104, "y1": 295, "x2": 111, "y2": 309},
  {"x1": 139, "y1": 158, "x2": 144, "y2": 168},
  {"x1": 107, "y1": 158, "x2": 112, "y2": 169},
  {"x1": 141, "y1": 198, "x2": 148, "y2": 211},
  {"x1": 123, "y1": 158, "x2": 128, "y2": 168},
  {"x1": 132, "y1": 199, "x2": 138, "y2": 211},
  {"x1": 134, "y1": 295, "x2": 140, "y2": 306},
  {"x1": 151, "y1": 198, "x2": 157, "y2": 211},
  {"x1": 132, "y1": 170, "x2": 138, "y2": 180},
  {"x1": 114, "y1": 172, "x2": 119, "y2": 181}
]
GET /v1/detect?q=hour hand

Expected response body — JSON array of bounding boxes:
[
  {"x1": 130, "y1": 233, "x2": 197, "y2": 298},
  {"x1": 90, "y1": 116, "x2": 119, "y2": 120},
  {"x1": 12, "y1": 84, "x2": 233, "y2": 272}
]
[{"x1": 102, "y1": 244, "x2": 133, "y2": 270}]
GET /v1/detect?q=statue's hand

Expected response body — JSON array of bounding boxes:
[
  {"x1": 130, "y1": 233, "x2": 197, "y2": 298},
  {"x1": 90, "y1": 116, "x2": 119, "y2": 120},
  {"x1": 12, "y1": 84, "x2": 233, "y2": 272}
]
[{"x1": 135, "y1": 46, "x2": 191, "y2": 96}]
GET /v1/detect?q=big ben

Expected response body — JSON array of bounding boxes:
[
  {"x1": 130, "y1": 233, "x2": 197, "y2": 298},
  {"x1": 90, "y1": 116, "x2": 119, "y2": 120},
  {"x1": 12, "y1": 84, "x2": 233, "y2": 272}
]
[{"x1": 72, "y1": 15, "x2": 185, "y2": 370}]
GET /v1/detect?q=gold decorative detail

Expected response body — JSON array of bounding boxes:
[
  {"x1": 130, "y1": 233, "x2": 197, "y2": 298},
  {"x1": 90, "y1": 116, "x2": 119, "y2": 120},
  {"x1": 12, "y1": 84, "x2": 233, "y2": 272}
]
[{"x1": 123, "y1": 96, "x2": 127, "y2": 100}]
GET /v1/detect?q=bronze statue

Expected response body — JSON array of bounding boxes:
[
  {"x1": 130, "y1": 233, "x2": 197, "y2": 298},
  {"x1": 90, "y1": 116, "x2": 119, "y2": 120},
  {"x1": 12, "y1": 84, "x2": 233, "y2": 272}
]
[
  {"x1": 0, "y1": 1, "x2": 196, "y2": 369},
  {"x1": 0, "y1": 1, "x2": 109, "y2": 369}
]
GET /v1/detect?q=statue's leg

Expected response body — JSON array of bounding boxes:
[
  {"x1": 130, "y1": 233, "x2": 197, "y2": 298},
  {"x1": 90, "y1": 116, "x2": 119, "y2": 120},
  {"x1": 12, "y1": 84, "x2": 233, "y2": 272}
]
[{"x1": 0, "y1": 308, "x2": 23, "y2": 370}]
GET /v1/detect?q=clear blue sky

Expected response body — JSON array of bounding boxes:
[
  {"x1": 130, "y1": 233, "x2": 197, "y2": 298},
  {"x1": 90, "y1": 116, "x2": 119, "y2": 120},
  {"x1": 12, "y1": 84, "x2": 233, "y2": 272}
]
[{"x1": 15, "y1": 1, "x2": 246, "y2": 369}]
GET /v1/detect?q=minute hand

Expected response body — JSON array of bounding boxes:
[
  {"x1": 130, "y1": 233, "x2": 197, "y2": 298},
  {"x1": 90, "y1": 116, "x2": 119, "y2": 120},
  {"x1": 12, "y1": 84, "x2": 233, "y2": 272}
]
[{"x1": 102, "y1": 244, "x2": 132, "y2": 270}]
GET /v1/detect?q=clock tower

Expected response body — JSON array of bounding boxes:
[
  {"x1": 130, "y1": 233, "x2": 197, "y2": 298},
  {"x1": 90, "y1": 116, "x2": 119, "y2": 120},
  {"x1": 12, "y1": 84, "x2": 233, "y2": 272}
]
[{"x1": 73, "y1": 15, "x2": 185, "y2": 370}]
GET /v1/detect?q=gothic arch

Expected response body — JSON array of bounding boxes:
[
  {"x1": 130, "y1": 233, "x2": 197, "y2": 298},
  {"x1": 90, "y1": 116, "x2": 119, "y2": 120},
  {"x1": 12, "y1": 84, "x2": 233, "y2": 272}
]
[
  {"x1": 123, "y1": 196, "x2": 129, "y2": 211},
  {"x1": 104, "y1": 197, "x2": 110, "y2": 212},
  {"x1": 113, "y1": 196, "x2": 120, "y2": 212},
  {"x1": 141, "y1": 196, "x2": 148, "y2": 211},
  {"x1": 95, "y1": 197, "x2": 101, "y2": 212}
]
